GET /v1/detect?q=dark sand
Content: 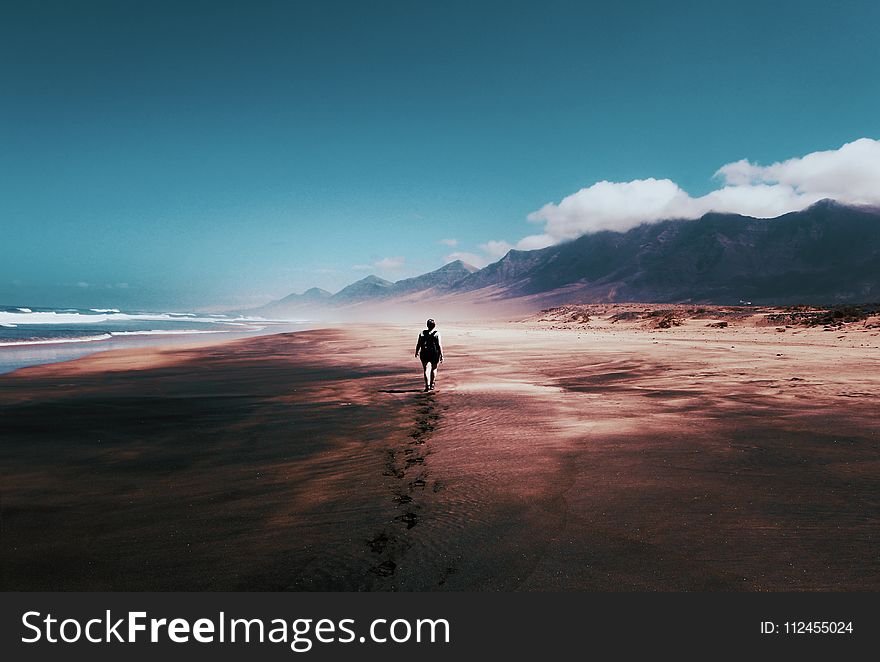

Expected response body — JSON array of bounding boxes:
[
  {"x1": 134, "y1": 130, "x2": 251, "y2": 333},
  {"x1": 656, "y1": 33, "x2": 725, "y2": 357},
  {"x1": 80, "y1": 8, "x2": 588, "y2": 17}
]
[{"x1": 1, "y1": 319, "x2": 878, "y2": 590}]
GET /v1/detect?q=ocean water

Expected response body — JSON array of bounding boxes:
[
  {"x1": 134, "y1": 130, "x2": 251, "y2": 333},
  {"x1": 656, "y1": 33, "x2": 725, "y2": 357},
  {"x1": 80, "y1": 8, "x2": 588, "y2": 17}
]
[{"x1": 0, "y1": 306, "x2": 307, "y2": 374}]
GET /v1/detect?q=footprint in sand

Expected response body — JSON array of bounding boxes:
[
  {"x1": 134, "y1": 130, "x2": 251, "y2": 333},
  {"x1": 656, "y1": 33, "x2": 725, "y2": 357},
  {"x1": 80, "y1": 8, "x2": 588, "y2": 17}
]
[
  {"x1": 437, "y1": 566, "x2": 457, "y2": 587},
  {"x1": 370, "y1": 560, "x2": 396, "y2": 577},
  {"x1": 382, "y1": 449, "x2": 405, "y2": 479},
  {"x1": 394, "y1": 512, "x2": 419, "y2": 529},
  {"x1": 368, "y1": 532, "x2": 390, "y2": 554},
  {"x1": 409, "y1": 476, "x2": 427, "y2": 489}
]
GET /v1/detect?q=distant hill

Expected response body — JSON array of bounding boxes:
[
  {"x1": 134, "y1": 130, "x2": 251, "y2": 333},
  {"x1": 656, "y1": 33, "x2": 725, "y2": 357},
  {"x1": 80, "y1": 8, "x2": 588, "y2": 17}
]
[
  {"x1": 254, "y1": 286, "x2": 332, "y2": 317},
  {"x1": 330, "y1": 261, "x2": 479, "y2": 302},
  {"x1": 274, "y1": 287, "x2": 332, "y2": 305},
  {"x1": 255, "y1": 260, "x2": 479, "y2": 317},
  {"x1": 389, "y1": 259, "x2": 479, "y2": 296},
  {"x1": 332, "y1": 275, "x2": 394, "y2": 302},
  {"x1": 255, "y1": 201, "x2": 880, "y2": 318}
]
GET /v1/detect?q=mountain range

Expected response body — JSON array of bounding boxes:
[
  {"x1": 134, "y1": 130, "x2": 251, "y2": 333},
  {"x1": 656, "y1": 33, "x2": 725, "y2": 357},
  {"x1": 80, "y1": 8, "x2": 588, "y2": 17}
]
[{"x1": 255, "y1": 200, "x2": 880, "y2": 319}]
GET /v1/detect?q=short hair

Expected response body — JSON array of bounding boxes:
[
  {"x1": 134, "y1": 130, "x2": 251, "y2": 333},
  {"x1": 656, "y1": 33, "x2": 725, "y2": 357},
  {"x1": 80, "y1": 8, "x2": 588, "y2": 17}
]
[{"x1": 426, "y1": 318, "x2": 436, "y2": 329}]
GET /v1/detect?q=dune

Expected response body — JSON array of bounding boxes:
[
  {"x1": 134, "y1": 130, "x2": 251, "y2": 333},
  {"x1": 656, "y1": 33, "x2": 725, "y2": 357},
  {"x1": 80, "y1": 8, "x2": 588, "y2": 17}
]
[{"x1": 1, "y1": 308, "x2": 878, "y2": 590}]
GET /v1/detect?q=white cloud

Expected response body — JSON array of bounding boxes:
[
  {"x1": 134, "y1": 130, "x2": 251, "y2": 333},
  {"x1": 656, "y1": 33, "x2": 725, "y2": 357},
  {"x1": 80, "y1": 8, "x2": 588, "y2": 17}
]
[
  {"x1": 526, "y1": 137, "x2": 880, "y2": 244},
  {"x1": 515, "y1": 234, "x2": 556, "y2": 251},
  {"x1": 374, "y1": 256, "x2": 406, "y2": 270},
  {"x1": 63, "y1": 280, "x2": 130, "y2": 290},
  {"x1": 480, "y1": 240, "x2": 514, "y2": 259},
  {"x1": 527, "y1": 178, "x2": 693, "y2": 239},
  {"x1": 439, "y1": 238, "x2": 458, "y2": 247},
  {"x1": 715, "y1": 138, "x2": 880, "y2": 200},
  {"x1": 353, "y1": 256, "x2": 407, "y2": 272}
]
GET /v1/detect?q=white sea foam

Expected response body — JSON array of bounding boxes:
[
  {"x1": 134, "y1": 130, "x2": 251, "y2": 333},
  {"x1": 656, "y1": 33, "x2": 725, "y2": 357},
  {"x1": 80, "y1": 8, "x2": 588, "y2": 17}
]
[
  {"x1": 90, "y1": 308, "x2": 120, "y2": 313},
  {"x1": 0, "y1": 310, "x2": 268, "y2": 326},
  {"x1": 109, "y1": 328, "x2": 249, "y2": 336},
  {"x1": 17, "y1": 308, "x2": 32, "y2": 313},
  {"x1": 0, "y1": 333, "x2": 113, "y2": 347},
  {"x1": 0, "y1": 326, "x2": 267, "y2": 347}
]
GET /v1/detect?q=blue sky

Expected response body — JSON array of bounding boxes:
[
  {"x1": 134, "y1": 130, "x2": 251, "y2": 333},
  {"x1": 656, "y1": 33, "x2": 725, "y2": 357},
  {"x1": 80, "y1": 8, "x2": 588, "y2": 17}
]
[{"x1": 2, "y1": 0, "x2": 879, "y2": 309}]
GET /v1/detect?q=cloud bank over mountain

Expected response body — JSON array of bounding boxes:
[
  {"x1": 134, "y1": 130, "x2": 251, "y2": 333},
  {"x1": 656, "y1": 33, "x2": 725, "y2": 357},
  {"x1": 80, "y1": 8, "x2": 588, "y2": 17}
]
[
  {"x1": 441, "y1": 139, "x2": 880, "y2": 267},
  {"x1": 524, "y1": 138, "x2": 880, "y2": 244}
]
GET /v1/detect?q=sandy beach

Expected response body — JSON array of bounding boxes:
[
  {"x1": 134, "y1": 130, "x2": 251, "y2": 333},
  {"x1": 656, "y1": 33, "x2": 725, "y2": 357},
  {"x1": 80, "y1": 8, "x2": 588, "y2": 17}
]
[{"x1": 1, "y1": 309, "x2": 878, "y2": 591}]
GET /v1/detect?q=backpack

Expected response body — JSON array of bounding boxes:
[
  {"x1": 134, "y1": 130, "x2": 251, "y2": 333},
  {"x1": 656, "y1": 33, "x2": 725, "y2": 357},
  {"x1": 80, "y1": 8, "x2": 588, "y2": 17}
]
[{"x1": 421, "y1": 330, "x2": 440, "y2": 355}]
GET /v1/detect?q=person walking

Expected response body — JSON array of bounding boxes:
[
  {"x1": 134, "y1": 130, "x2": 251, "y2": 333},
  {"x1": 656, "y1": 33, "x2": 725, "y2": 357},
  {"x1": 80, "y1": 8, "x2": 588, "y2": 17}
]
[{"x1": 414, "y1": 318, "x2": 443, "y2": 392}]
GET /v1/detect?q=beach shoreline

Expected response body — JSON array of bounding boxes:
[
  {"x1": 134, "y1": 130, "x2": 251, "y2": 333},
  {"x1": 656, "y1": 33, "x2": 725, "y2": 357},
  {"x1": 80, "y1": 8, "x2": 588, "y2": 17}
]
[
  {"x1": 2, "y1": 315, "x2": 878, "y2": 590},
  {"x1": 0, "y1": 319, "x2": 318, "y2": 376}
]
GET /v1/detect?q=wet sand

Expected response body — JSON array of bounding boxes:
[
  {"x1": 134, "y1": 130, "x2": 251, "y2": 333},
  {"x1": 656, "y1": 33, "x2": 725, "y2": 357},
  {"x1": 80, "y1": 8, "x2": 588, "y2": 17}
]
[{"x1": 1, "y1": 318, "x2": 878, "y2": 590}]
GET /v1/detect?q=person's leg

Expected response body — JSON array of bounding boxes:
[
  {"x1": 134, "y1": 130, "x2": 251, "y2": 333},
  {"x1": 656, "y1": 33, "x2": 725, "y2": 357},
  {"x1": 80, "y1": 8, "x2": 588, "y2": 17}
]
[
  {"x1": 429, "y1": 364, "x2": 437, "y2": 389},
  {"x1": 422, "y1": 360, "x2": 431, "y2": 390}
]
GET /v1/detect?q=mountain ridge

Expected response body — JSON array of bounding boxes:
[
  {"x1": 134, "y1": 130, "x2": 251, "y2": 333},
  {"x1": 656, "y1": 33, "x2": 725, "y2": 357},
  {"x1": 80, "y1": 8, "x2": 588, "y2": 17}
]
[{"x1": 255, "y1": 201, "x2": 880, "y2": 318}]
